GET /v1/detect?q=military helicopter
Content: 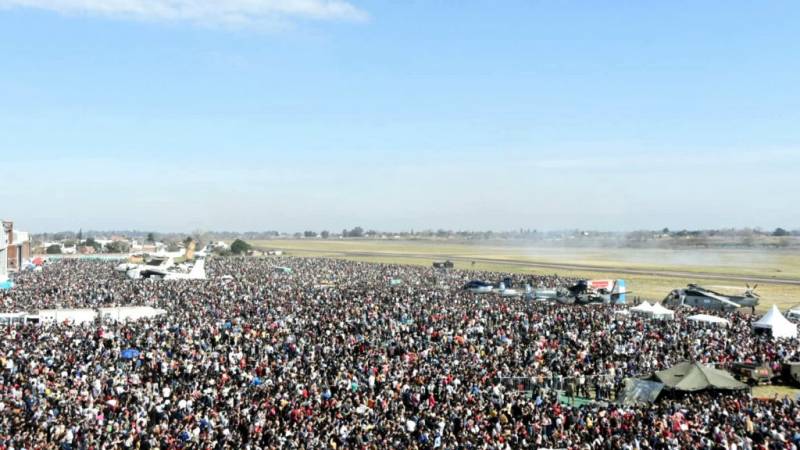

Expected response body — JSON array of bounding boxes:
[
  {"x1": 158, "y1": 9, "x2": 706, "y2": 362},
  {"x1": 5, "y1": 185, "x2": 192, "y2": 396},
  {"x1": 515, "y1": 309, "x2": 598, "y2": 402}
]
[
  {"x1": 662, "y1": 283, "x2": 760, "y2": 311},
  {"x1": 530, "y1": 279, "x2": 628, "y2": 305}
]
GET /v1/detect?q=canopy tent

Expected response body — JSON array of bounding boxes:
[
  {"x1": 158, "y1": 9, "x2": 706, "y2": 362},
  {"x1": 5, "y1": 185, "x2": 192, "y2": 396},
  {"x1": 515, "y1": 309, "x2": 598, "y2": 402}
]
[
  {"x1": 654, "y1": 361, "x2": 748, "y2": 392},
  {"x1": 650, "y1": 303, "x2": 675, "y2": 320},
  {"x1": 629, "y1": 301, "x2": 654, "y2": 315},
  {"x1": 687, "y1": 314, "x2": 730, "y2": 327},
  {"x1": 752, "y1": 305, "x2": 798, "y2": 339}
]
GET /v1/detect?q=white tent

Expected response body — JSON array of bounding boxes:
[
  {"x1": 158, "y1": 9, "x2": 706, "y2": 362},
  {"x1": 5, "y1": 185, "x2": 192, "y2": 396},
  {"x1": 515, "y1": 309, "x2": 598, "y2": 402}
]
[
  {"x1": 650, "y1": 303, "x2": 675, "y2": 320},
  {"x1": 687, "y1": 314, "x2": 731, "y2": 327},
  {"x1": 630, "y1": 301, "x2": 654, "y2": 315},
  {"x1": 752, "y1": 305, "x2": 798, "y2": 339}
]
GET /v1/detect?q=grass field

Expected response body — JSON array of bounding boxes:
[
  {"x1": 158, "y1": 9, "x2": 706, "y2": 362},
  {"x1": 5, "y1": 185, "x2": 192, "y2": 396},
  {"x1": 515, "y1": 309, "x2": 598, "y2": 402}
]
[
  {"x1": 252, "y1": 239, "x2": 800, "y2": 311},
  {"x1": 752, "y1": 384, "x2": 800, "y2": 400}
]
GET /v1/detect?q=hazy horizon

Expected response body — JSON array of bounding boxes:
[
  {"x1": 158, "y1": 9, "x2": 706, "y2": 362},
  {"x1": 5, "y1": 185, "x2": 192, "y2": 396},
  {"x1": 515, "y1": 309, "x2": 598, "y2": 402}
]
[
  {"x1": 20, "y1": 226, "x2": 800, "y2": 237},
  {"x1": 2, "y1": 1, "x2": 799, "y2": 232}
]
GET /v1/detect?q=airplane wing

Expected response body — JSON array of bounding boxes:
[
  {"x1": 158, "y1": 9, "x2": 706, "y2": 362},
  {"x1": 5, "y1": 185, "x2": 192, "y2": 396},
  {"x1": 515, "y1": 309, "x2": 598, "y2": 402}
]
[{"x1": 160, "y1": 259, "x2": 206, "y2": 281}]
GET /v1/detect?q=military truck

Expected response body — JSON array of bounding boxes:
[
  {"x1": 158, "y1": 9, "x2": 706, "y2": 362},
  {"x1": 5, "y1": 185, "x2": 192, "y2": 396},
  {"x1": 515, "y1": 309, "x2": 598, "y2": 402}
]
[{"x1": 728, "y1": 362, "x2": 774, "y2": 385}]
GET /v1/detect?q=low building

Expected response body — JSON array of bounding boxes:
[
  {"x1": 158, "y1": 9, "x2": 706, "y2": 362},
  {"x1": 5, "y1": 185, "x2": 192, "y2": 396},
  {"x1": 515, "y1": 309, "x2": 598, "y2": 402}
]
[
  {"x1": 0, "y1": 227, "x2": 7, "y2": 282},
  {"x1": 2, "y1": 221, "x2": 30, "y2": 271},
  {"x1": 211, "y1": 241, "x2": 229, "y2": 250}
]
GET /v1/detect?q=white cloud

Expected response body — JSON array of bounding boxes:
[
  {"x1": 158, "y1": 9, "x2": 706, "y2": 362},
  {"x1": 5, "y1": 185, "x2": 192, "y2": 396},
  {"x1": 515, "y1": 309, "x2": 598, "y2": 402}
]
[{"x1": 0, "y1": 0, "x2": 369, "y2": 27}]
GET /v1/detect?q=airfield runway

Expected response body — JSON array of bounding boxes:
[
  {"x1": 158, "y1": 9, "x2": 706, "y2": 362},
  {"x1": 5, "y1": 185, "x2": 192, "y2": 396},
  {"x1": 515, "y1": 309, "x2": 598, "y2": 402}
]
[{"x1": 282, "y1": 249, "x2": 800, "y2": 287}]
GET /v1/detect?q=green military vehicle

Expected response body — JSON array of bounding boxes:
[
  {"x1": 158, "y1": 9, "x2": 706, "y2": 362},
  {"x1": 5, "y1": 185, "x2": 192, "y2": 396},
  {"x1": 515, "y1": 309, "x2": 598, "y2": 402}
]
[{"x1": 728, "y1": 362, "x2": 775, "y2": 385}]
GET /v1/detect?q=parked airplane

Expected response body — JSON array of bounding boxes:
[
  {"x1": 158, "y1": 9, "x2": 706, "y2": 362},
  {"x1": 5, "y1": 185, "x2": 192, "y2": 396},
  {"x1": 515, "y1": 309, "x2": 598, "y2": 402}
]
[
  {"x1": 461, "y1": 280, "x2": 522, "y2": 297},
  {"x1": 139, "y1": 258, "x2": 206, "y2": 280},
  {"x1": 116, "y1": 256, "x2": 173, "y2": 280},
  {"x1": 118, "y1": 257, "x2": 206, "y2": 280},
  {"x1": 529, "y1": 279, "x2": 628, "y2": 305},
  {"x1": 463, "y1": 280, "x2": 494, "y2": 294},
  {"x1": 495, "y1": 282, "x2": 520, "y2": 297}
]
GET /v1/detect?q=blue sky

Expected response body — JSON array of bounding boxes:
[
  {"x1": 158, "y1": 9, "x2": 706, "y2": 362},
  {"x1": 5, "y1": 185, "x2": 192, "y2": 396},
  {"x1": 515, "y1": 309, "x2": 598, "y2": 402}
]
[{"x1": 1, "y1": 1, "x2": 798, "y2": 232}]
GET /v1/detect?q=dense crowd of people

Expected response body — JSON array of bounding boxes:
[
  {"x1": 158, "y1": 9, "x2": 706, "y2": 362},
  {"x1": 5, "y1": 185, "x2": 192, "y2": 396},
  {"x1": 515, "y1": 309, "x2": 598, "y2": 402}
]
[{"x1": 0, "y1": 256, "x2": 799, "y2": 449}]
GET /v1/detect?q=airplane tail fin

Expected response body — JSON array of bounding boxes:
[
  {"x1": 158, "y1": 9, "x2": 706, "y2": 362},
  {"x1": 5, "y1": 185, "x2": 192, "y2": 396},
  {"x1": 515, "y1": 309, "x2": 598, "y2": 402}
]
[
  {"x1": 612, "y1": 279, "x2": 626, "y2": 304},
  {"x1": 189, "y1": 258, "x2": 206, "y2": 279}
]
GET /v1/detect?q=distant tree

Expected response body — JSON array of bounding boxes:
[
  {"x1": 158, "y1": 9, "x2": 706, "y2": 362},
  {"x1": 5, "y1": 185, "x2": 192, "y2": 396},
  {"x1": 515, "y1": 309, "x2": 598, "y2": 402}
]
[
  {"x1": 773, "y1": 227, "x2": 790, "y2": 237},
  {"x1": 146, "y1": 232, "x2": 157, "y2": 244},
  {"x1": 46, "y1": 244, "x2": 62, "y2": 254},
  {"x1": 83, "y1": 238, "x2": 101, "y2": 251},
  {"x1": 662, "y1": 228, "x2": 670, "y2": 235},
  {"x1": 349, "y1": 227, "x2": 364, "y2": 238},
  {"x1": 183, "y1": 236, "x2": 194, "y2": 246},
  {"x1": 321, "y1": 230, "x2": 330, "y2": 239},
  {"x1": 304, "y1": 231, "x2": 316, "y2": 238},
  {"x1": 230, "y1": 239, "x2": 251, "y2": 255},
  {"x1": 342, "y1": 229, "x2": 349, "y2": 237},
  {"x1": 104, "y1": 241, "x2": 131, "y2": 253},
  {"x1": 167, "y1": 242, "x2": 180, "y2": 252},
  {"x1": 77, "y1": 229, "x2": 83, "y2": 242},
  {"x1": 366, "y1": 230, "x2": 378, "y2": 237},
  {"x1": 63, "y1": 239, "x2": 76, "y2": 248}
]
